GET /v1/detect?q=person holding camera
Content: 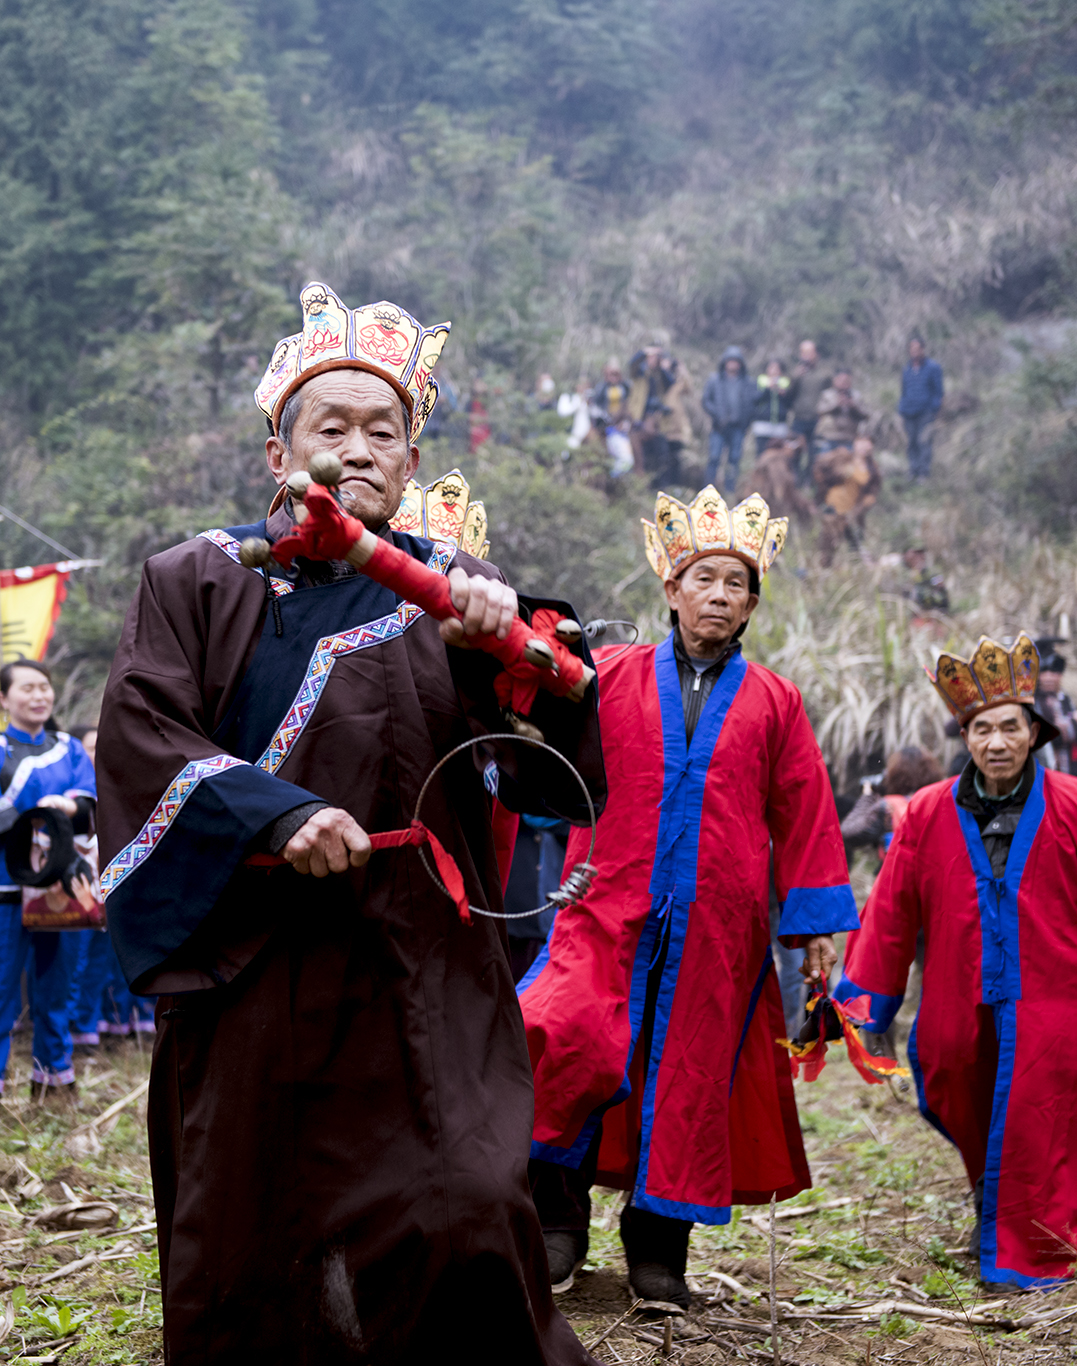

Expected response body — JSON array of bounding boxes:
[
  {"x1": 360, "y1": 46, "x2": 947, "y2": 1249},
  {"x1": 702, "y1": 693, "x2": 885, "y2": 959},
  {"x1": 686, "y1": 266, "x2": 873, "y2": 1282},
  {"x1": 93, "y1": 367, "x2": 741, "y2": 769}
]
[
  {"x1": 0, "y1": 658, "x2": 96, "y2": 1100},
  {"x1": 841, "y1": 747, "x2": 943, "y2": 862}
]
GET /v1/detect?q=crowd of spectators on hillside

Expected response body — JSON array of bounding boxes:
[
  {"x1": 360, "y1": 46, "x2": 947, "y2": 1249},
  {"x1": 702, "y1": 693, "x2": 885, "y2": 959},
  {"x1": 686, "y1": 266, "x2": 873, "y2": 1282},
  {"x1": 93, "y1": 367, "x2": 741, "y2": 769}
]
[
  {"x1": 427, "y1": 333, "x2": 946, "y2": 573},
  {"x1": 531, "y1": 334, "x2": 940, "y2": 495}
]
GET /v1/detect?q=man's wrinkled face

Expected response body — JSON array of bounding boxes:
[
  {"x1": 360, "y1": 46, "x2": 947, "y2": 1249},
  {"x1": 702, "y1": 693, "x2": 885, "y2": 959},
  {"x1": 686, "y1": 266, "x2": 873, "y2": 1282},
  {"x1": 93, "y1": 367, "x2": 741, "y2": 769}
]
[
  {"x1": 963, "y1": 703, "x2": 1038, "y2": 791},
  {"x1": 664, "y1": 555, "x2": 759, "y2": 651},
  {"x1": 266, "y1": 370, "x2": 419, "y2": 526}
]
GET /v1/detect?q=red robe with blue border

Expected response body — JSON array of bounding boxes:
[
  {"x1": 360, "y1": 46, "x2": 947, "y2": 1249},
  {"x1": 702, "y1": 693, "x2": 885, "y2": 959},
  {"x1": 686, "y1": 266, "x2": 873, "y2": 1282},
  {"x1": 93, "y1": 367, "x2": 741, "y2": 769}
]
[
  {"x1": 519, "y1": 634, "x2": 858, "y2": 1222},
  {"x1": 836, "y1": 767, "x2": 1077, "y2": 1287}
]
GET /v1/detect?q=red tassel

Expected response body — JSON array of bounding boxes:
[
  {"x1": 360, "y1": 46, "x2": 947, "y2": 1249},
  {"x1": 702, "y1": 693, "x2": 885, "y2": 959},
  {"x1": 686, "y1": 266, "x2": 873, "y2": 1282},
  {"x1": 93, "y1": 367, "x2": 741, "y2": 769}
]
[
  {"x1": 366, "y1": 821, "x2": 472, "y2": 925},
  {"x1": 424, "y1": 828, "x2": 471, "y2": 924}
]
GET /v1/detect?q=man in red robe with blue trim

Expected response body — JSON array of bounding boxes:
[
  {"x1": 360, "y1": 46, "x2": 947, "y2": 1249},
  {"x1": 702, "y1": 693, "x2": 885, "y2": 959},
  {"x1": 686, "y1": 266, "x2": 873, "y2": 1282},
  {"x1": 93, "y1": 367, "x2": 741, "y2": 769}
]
[
  {"x1": 836, "y1": 633, "x2": 1077, "y2": 1288},
  {"x1": 520, "y1": 486, "x2": 859, "y2": 1310}
]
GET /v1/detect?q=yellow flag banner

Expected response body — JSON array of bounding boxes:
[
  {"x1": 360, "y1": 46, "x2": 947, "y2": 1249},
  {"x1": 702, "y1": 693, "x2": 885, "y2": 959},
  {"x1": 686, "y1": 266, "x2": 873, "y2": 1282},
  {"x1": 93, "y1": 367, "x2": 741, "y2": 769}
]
[{"x1": 0, "y1": 562, "x2": 74, "y2": 662}]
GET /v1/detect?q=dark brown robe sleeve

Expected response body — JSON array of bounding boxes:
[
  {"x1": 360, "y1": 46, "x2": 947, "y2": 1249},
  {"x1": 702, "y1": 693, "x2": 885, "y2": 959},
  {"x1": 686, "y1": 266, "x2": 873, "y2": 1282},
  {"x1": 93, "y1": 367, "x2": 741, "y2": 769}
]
[{"x1": 96, "y1": 538, "x2": 324, "y2": 988}]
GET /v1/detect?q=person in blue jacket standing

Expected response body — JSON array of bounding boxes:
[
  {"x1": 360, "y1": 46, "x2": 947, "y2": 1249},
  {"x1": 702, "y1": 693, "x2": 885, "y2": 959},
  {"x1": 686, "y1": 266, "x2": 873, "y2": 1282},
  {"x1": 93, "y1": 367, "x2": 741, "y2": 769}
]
[
  {"x1": 0, "y1": 658, "x2": 96, "y2": 1099},
  {"x1": 702, "y1": 345, "x2": 757, "y2": 495},
  {"x1": 898, "y1": 336, "x2": 943, "y2": 481}
]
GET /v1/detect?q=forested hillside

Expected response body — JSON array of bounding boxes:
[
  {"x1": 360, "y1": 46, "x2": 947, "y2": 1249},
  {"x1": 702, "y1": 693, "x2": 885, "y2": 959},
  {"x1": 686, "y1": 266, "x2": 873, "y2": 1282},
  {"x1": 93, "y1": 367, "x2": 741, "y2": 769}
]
[{"x1": 2, "y1": 0, "x2": 1076, "y2": 765}]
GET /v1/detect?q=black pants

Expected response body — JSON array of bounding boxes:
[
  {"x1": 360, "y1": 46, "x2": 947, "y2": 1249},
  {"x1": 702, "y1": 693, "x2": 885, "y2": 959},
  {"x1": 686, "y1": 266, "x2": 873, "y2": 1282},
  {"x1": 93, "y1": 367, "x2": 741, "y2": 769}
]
[
  {"x1": 529, "y1": 1128, "x2": 691, "y2": 1271},
  {"x1": 507, "y1": 937, "x2": 543, "y2": 985},
  {"x1": 642, "y1": 433, "x2": 680, "y2": 490},
  {"x1": 790, "y1": 418, "x2": 816, "y2": 484}
]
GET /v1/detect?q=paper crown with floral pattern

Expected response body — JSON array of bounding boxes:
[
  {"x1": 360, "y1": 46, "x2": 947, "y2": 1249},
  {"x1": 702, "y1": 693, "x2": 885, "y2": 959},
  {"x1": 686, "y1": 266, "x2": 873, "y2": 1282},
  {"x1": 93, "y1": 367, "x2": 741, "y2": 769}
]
[
  {"x1": 642, "y1": 487, "x2": 788, "y2": 582},
  {"x1": 927, "y1": 633, "x2": 1039, "y2": 725},
  {"x1": 255, "y1": 282, "x2": 450, "y2": 442},
  {"x1": 389, "y1": 468, "x2": 490, "y2": 559}
]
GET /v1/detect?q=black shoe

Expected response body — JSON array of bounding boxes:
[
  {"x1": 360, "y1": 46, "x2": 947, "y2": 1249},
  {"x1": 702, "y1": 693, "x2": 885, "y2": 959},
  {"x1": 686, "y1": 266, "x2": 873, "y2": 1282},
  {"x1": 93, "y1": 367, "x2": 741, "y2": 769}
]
[
  {"x1": 28, "y1": 1080, "x2": 77, "y2": 1104},
  {"x1": 620, "y1": 1204, "x2": 692, "y2": 1311},
  {"x1": 627, "y1": 1261, "x2": 691, "y2": 1312},
  {"x1": 543, "y1": 1230, "x2": 587, "y2": 1294}
]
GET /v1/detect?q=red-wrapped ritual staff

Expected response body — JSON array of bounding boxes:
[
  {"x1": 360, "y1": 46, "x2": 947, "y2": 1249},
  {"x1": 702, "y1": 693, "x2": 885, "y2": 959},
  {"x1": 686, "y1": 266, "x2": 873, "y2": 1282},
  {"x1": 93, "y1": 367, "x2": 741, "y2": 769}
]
[{"x1": 238, "y1": 452, "x2": 594, "y2": 729}]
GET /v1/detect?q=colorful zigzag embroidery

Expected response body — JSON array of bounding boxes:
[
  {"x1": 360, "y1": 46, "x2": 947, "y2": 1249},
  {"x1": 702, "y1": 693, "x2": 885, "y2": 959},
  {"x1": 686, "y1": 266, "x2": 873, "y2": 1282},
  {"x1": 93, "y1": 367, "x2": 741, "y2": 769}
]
[
  {"x1": 256, "y1": 541, "x2": 455, "y2": 775},
  {"x1": 100, "y1": 754, "x2": 248, "y2": 897},
  {"x1": 199, "y1": 529, "x2": 295, "y2": 595},
  {"x1": 100, "y1": 540, "x2": 456, "y2": 897}
]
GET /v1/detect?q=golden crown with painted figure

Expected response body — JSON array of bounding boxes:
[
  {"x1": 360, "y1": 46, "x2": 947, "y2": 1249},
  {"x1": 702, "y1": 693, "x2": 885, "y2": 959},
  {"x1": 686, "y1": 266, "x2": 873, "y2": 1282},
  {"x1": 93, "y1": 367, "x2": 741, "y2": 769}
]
[
  {"x1": 642, "y1": 487, "x2": 788, "y2": 582},
  {"x1": 255, "y1": 282, "x2": 450, "y2": 442},
  {"x1": 927, "y1": 633, "x2": 1039, "y2": 724},
  {"x1": 389, "y1": 468, "x2": 490, "y2": 560}
]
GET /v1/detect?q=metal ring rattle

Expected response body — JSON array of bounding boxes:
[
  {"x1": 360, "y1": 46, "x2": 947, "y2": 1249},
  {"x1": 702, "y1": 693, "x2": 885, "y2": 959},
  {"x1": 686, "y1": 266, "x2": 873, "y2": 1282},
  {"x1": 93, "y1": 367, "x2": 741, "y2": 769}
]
[{"x1": 412, "y1": 732, "x2": 598, "y2": 920}]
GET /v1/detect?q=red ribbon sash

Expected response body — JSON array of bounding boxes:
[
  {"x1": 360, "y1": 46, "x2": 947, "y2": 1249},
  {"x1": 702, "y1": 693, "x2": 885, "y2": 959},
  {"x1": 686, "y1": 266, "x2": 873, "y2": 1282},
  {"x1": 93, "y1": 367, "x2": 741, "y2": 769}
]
[{"x1": 245, "y1": 819, "x2": 471, "y2": 924}]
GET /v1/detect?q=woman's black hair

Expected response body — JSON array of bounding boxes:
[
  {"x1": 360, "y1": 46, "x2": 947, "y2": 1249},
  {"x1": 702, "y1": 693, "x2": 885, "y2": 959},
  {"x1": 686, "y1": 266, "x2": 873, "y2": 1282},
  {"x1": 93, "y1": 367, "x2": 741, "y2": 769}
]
[{"x1": 0, "y1": 657, "x2": 52, "y2": 695}]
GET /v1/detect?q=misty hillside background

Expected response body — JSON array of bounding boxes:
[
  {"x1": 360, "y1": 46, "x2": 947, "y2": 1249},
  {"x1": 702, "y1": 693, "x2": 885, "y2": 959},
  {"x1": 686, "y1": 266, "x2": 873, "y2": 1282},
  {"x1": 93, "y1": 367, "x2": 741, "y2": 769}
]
[{"x1": 2, "y1": 0, "x2": 1077, "y2": 774}]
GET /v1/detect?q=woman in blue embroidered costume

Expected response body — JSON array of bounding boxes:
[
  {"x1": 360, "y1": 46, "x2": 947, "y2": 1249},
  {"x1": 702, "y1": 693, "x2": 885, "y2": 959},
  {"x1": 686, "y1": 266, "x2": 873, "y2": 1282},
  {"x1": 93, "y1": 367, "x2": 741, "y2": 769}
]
[
  {"x1": 0, "y1": 658, "x2": 96, "y2": 1099},
  {"x1": 520, "y1": 486, "x2": 858, "y2": 1310},
  {"x1": 95, "y1": 283, "x2": 605, "y2": 1366}
]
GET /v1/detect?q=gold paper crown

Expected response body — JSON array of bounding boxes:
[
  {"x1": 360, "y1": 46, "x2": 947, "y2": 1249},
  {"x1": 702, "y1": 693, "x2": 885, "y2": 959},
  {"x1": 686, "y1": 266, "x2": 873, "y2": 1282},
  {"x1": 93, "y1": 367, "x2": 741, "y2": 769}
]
[
  {"x1": 255, "y1": 282, "x2": 450, "y2": 442},
  {"x1": 642, "y1": 487, "x2": 788, "y2": 582},
  {"x1": 389, "y1": 468, "x2": 489, "y2": 559},
  {"x1": 927, "y1": 633, "x2": 1039, "y2": 724}
]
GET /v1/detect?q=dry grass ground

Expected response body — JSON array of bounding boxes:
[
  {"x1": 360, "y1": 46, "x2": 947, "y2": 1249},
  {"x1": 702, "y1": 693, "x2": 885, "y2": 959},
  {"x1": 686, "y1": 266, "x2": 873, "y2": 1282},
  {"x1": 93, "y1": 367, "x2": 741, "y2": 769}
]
[
  {"x1": 0, "y1": 1033, "x2": 160, "y2": 1366},
  {"x1": 562, "y1": 1060, "x2": 1077, "y2": 1365},
  {"x1": 0, "y1": 1027, "x2": 1071, "y2": 1365}
]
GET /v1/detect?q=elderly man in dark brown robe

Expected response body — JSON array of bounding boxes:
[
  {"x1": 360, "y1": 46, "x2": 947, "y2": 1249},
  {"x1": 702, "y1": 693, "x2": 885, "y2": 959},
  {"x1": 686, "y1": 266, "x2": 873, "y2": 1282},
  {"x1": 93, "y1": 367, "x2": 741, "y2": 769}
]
[{"x1": 96, "y1": 283, "x2": 605, "y2": 1365}]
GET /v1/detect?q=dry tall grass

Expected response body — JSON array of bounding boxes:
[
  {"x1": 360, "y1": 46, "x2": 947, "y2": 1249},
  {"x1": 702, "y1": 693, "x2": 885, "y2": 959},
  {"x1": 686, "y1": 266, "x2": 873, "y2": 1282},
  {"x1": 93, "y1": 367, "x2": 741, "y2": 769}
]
[{"x1": 733, "y1": 528, "x2": 1077, "y2": 781}]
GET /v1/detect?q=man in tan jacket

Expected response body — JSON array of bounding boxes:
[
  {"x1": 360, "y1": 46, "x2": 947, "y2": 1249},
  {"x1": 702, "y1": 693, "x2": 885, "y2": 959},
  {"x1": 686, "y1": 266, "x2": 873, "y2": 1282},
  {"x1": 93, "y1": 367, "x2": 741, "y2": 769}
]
[
  {"x1": 814, "y1": 435, "x2": 881, "y2": 566},
  {"x1": 815, "y1": 369, "x2": 870, "y2": 451}
]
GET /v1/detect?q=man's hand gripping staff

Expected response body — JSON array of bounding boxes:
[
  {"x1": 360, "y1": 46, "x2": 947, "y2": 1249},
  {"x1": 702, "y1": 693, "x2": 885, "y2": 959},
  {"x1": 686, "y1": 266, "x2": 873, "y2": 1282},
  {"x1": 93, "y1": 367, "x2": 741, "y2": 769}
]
[
  {"x1": 238, "y1": 454, "x2": 599, "y2": 920},
  {"x1": 239, "y1": 453, "x2": 595, "y2": 737}
]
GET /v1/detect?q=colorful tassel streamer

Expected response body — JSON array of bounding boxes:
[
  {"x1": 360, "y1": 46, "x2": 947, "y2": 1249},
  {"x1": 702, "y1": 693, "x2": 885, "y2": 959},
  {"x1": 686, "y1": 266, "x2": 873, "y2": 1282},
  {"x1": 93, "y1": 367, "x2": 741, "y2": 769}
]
[{"x1": 778, "y1": 990, "x2": 910, "y2": 1084}]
